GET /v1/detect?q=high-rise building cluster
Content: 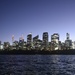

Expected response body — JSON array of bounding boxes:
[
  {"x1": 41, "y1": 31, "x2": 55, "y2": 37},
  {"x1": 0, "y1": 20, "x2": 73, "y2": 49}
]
[{"x1": 0, "y1": 32, "x2": 75, "y2": 51}]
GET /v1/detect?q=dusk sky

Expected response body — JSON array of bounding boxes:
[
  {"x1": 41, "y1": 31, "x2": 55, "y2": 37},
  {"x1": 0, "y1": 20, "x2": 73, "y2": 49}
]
[{"x1": 0, "y1": 0, "x2": 75, "y2": 44}]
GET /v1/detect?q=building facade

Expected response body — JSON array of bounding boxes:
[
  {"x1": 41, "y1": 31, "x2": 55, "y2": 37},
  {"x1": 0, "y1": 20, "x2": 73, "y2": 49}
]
[
  {"x1": 65, "y1": 33, "x2": 72, "y2": 49},
  {"x1": 72, "y1": 41, "x2": 75, "y2": 49},
  {"x1": 51, "y1": 33, "x2": 59, "y2": 50},
  {"x1": 33, "y1": 35, "x2": 39, "y2": 48},
  {"x1": 27, "y1": 33, "x2": 32, "y2": 50},
  {"x1": 42, "y1": 32, "x2": 49, "y2": 50},
  {"x1": 27, "y1": 33, "x2": 32, "y2": 45}
]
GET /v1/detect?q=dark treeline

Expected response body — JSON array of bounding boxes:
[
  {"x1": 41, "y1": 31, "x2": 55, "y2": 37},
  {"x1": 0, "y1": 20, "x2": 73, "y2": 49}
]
[{"x1": 0, "y1": 49, "x2": 75, "y2": 55}]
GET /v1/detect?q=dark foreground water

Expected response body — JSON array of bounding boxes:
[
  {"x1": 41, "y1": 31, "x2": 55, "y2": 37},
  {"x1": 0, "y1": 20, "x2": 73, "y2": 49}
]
[{"x1": 0, "y1": 55, "x2": 75, "y2": 75}]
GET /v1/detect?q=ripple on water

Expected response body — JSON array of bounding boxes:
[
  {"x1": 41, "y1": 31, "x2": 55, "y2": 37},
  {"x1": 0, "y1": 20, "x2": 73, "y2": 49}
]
[{"x1": 0, "y1": 55, "x2": 75, "y2": 75}]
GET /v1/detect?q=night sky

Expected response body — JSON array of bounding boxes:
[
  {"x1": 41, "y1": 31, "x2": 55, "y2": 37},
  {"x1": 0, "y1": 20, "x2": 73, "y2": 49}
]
[{"x1": 0, "y1": 0, "x2": 75, "y2": 44}]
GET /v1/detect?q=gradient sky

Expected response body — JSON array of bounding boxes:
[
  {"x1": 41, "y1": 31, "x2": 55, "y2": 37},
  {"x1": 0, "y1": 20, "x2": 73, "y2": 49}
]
[{"x1": 0, "y1": 0, "x2": 75, "y2": 44}]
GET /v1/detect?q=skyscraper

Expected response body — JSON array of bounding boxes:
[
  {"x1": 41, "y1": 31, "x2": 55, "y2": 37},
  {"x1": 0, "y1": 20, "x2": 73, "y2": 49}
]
[
  {"x1": 51, "y1": 33, "x2": 59, "y2": 43},
  {"x1": 27, "y1": 33, "x2": 32, "y2": 45},
  {"x1": 42, "y1": 32, "x2": 49, "y2": 49},
  {"x1": 19, "y1": 36, "x2": 24, "y2": 49},
  {"x1": 66, "y1": 33, "x2": 70, "y2": 40},
  {"x1": 51, "y1": 33, "x2": 59, "y2": 50},
  {"x1": 65, "y1": 33, "x2": 72, "y2": 49},
  {"x1": 33, "y1": 35, "x2": 39, "y2": 48},
  {"x1": 12, "y1": 41, "x2": 19, "y2": 50},
  {"x1": 26, "y1": 33, "x2": 32, "y2": 50}
]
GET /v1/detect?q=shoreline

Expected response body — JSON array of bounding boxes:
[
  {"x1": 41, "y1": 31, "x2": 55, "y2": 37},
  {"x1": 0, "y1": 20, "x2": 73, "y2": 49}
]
[{"x1": 0, "y1": 49, "x2": 75, "y2": 55}]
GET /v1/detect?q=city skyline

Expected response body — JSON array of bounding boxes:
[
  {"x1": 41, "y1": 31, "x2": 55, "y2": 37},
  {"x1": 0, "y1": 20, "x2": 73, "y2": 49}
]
[
  {"x1": 0, "y1": 32, "x2": 74, "y2": 51},
  {"x1": 0, "y1": 32, "x2": 74, "y2": 44},
  {"x1": 0, "y1": 0, "x2": 75, "y2": 44}
]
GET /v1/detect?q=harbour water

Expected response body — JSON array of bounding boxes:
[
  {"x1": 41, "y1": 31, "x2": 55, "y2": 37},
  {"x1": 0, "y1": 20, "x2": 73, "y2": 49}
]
[{"x1": 0, "y1": 55, "x2": 75, "y2": 75}]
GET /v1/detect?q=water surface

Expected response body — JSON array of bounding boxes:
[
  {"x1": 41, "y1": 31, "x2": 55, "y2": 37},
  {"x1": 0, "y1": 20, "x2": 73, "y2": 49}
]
[{"x1": 0, "y1": 55, "x2": 75, "y2": 75}]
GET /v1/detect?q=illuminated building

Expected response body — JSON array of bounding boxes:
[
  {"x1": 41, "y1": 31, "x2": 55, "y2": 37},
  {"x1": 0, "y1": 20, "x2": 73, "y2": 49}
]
[
  {"x1": 12, "y1": 41, "x2": 19, "y2": 50},
  {"x1": 27, "y1": 33, "x2": 32, "y2": 45},
  {"x1": 65, "y1": 40, "x2": 72, "y2": 49},
  {"x1": 33, "y1": 35, "x2": 39, "y2": 48},
  {"x1": 19, "y1": 37, "x2": 24, "y2": 49},
  {"x1": 59, "y1": 41, "x2": 61, "y2": 50},
  {"x1": 27, "y1": 33, "x2": 32, "y2": 50},
  {"x1": 51, "y1": 33, "x2": 59, "y2": 50},
  {"x1": 51, "y1": 33, "x2": 59, "y2": 43},
  {"x1": 65, "y1": 33, "x2": 72, "y2": 49},
  {"x1": 42, "y1": 32, "x2": 49, "y2": 50},
  {"x1": 0, "y1": 44, "x2": 4, "y2": 50},
  {"x1": 72, "y1": 41, "x2": 75, "y2": 49},
  {"x1": 23, "y1": 42, "x2": 27, "y2": 50},
  {"x1": 0, "y1": 41, "x2": 4, "y2": 50},
  {"x1": 61, "y1": 42, "x2": 66, "y2": 50},
  {"x1": 36, "y1": 39, "x2": 42, "y2": 50},
  {"x1": 4, "y1": 42, "x2": 10, "y2": 50}
]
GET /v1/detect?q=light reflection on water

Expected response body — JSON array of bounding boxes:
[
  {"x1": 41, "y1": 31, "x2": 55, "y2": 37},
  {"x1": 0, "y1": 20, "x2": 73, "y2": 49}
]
[{"x1": 0, "y1": 55, "x2": 75, "y2": 75}]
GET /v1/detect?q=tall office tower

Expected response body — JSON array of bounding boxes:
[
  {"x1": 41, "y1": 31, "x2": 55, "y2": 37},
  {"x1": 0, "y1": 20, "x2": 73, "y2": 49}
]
[
  {"x1": 33, "y1": 35, "x2": 39, "y2": 48},
  {"x1": 27, "y1": 33, "x2": 32, "y2": 45},
  {"x1": 66, "y1": 33, "x2": 70, "y2": 40},
  {"x1": 51, "y1": 33, "x2": 59, "y2": 43},
  {"x1": 51, "y1": 33, "x2": 59, "y2": 50},
  {"x1": 19, "y1": 36, "x2": 24, "y2": 49},
  {"x1": 37, "y1": 39, "x2": 42, "y2": 50},
  {"x1": 12, "y1": 41, "x2": 19, "y2": 50},
  {"x1": 33, "y1": 35, "x2": 39, "y2": 43},
  {"x1": 42, "y1": 32, "x2": 49, "y2": 48},
  {"x1": 65, "y1": 39, "x2": 72, "y2": 49},
  {"x1": 65, "y1": 33, "x2": 72, "y2": 49}
]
